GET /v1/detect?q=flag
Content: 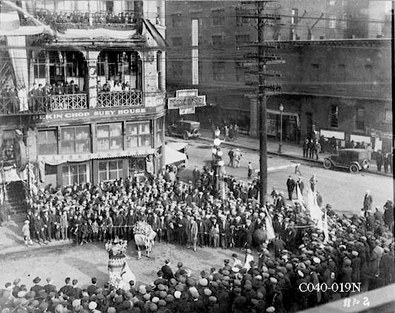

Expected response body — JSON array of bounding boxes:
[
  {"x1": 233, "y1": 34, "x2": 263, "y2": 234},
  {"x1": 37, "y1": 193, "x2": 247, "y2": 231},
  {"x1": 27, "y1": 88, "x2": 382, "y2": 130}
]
[
  {"x1": 307, "y1": 187, "x2": 322, "y2": 223},
  {"x1": 296, "y1": 185, "x2": 306, "y2": 211},
  {"x1": 263, "y1": 207, "x2": 275, "y2": 241}
]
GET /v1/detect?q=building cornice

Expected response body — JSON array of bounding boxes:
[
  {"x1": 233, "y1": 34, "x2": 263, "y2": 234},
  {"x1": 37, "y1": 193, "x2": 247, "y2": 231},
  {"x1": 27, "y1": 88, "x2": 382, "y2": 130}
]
[{"x1": 263, "y1": 38, "x2": 391, "y2": 48}]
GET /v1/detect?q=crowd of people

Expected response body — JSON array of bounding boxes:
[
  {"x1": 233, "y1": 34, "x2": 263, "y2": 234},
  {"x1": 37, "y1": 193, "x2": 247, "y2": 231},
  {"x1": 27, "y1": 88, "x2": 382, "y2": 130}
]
[
  {"x1": 9, "y1": 163, "x2": 394, "y2": 312},
  {"x1": 0, "y1": 81, "x2": 82, "y2": 114},
  {"x1": 35, "y1": 10, "x2": 138, "y2": 27}
]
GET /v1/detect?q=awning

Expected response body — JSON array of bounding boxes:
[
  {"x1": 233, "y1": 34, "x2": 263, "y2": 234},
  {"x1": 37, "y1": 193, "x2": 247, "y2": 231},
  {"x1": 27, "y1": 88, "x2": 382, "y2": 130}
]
[
  {"x1": 57, "y1": 28, "x2": 138, "y2": 40},
  {"x1": 38, "y1": 148, "x2": 155, "y2": 166},
  {"x1": 164, "y1": 145, "x2": 187, "y2": 166},
  {"x1": 166, "y1": 142, "x2": 188, "y2": 151}
]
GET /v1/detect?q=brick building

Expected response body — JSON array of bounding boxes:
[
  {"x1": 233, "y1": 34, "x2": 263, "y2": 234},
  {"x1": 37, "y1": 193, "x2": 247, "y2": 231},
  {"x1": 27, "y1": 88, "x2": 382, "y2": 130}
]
[{"x1": 165, "y1": 0, "x2": 392, "y2": 151}]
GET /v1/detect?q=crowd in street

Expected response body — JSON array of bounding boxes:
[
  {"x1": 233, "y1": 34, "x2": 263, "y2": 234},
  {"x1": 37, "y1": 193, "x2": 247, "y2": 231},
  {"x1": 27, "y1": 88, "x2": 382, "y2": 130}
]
[{"x1": 10, "y1": 163, "x2": 394, "y2": 312}]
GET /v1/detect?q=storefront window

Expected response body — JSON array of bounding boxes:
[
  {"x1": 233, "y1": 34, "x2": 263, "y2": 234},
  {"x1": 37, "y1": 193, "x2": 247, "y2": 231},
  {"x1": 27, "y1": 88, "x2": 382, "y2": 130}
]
[
  {"x1": 129, "y1": 157, "x2": 145, "y2": 172},
  {"x1": 62, "y1": 164, "x2": 87, "y2": 186},
  {"x1": 98, "y1": 159, "x2": 123, "y2": 181},
  {"x1": 126, "y1": 122, "x2": 151, "y2": 148},
  {"x1": 38, "y1": 130, "x2": 57, "y2": 155},
  {"x1": 156, "y1": 118, "x2": 164, "y2": 145},
  {"x1": 97, "y1": 123, "x2": 122, "y2": 151},
  {"x1": 61, "y1": 126, "x2": 90, "y2": 154}
]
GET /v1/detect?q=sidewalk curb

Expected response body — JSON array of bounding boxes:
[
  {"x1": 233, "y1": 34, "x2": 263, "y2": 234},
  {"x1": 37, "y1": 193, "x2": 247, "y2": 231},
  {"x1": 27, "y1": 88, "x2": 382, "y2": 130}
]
[{"x1": 198, "y1": 135, "x2": 392, "y2": 178}]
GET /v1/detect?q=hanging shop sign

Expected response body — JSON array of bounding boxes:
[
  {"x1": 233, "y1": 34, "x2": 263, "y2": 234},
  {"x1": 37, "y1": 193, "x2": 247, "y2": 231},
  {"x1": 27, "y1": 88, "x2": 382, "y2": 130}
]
[{"x1": 167, "y1": 89, "x2": 206, "y2": 115}]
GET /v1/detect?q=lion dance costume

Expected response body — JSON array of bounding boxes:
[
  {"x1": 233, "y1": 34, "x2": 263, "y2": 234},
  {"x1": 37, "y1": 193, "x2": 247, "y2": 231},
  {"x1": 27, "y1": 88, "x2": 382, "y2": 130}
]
[{"x1": 105, "y1": 237, "x2": 136, "y2": 290}]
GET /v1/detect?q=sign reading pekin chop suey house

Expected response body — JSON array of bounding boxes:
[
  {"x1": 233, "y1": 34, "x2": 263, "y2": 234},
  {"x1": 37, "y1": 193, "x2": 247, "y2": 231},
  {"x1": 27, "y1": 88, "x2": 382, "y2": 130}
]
[{"x1": 32, "y1": 108, "x2": 151, "y2": 121}]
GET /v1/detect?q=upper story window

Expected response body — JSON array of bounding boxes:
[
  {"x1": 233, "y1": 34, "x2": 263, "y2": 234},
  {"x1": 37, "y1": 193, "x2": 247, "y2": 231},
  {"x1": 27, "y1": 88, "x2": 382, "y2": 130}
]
[
  {"x1": 33, "y1": 51, "x2": 46, "y2": 79},
  {"x1": 125, "y1": 122, "x2": 151, "y2": 148},
  {"x1": 291, "y1": 9, "x2": 298, "y2": 25},
  {"x1": 213, "y1": 62, "x2": 226, "y2": 81},
  {"x1": 235, "y1": 62, "x2": 245, "y2": 82},
  {"x1": 329, "y1": 15, "x2": 336, "y2": 29},
  {"x1": 38, "y1": 129, "x2": 57, "y2": 155},
  {"x1": 235, "y1": 6, "x2": 250, "y2": 26},
  {"x1": 61, "y1": 126, "x2": 90, "y2": 154},
  {"x1": 235, "y1": 35, "x2": 250, "y2": 44},
  {"x1": 156, "y1": 117, "x2": 164, "y2": 146},
  {"x1": 212, "y1": 35, "x2": 224, "y2": 49},
  {"x1": 97, "y1": 123, "x2": 123, "y2": 151},
  {"x1": 172, "y1": 14, "x2": 182, "y2": 28},
  {"x1": 330, "y1": 105, "x2": 339, "y2": 127},
  {"x1": 172, "y1": 61, "x2": 183, "y2": 78},
  {"x1": 212, "y1": 9, "x2": 225, "y2": 26},
  {"x1": 356, "y1": 108, "x2": 365, "y2": 130}
]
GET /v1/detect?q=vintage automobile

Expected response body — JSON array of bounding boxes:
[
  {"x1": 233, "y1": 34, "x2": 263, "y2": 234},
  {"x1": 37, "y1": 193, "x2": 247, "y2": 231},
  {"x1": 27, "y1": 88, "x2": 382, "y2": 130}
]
[
  {"x1": 166, "y1": 120, "x2": 201, "y2": 140},
  {"x1": 323, "y1": 148, "x2": 370, "y2": 173}
]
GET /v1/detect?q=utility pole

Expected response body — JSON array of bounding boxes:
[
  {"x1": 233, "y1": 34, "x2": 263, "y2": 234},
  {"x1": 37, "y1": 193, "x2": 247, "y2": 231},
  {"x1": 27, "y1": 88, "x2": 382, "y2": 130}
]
[
  {"x1": 257, "y1": 1, "x2": 268, "y2": 206},
  {"x1": 240, "y1": 1, "x2": 284, "y2": 205}
]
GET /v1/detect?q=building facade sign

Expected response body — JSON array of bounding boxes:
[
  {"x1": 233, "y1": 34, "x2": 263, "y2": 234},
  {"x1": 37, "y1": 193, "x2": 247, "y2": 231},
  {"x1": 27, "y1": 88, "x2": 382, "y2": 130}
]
[
  {"x1": 167, "y1": 89, "x2": 206, "y2": 115},
  {"x1": 32, "y1": 108, "x2": 148, "y2": 121}
]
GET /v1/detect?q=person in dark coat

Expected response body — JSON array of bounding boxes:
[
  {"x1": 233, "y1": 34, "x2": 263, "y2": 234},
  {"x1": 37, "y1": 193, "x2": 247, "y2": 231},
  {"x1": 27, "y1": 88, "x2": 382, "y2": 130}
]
[
  {"x1": 30, "y1": 277, "x2": 45, "y2": 295},
  {"x1": 87, "y1": 277, "x2": 98, "y2": 296},
  {"x1": 376, "y1": 150, "x2": 383, "y2": 171},
  {"x1": 286, "y1": 176, "x2": 296, "y2": 200},
  {"x1": 362, "y1": 190, "x2": 373, "y2": 217},
  {"x1": 43, "y1": 278, "x2": 57, "y2": 294},
  {"x1": 59, "y1": 277, "x2": 73, "y2": 297},
  {"x1": 339, "y1": 258, "x2": 353, "y2": 298},
  {"x1": 351, "y1": 251, "x2": 361, "y2": 284},
  {"x1": 161, "y1": 259, "x2": 174, "y2": 281},
  {"x1": 379, "y1": 248, "x2": 394, "y2": 284}
]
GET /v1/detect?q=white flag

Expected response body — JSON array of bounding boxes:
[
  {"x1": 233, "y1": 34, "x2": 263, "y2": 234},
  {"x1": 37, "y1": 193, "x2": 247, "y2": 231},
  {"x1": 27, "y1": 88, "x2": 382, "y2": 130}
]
[
  {"x1": 307, "y1": 187, "x2": 322, "y2": 223},
  {"x1": 263, "y1": 207, "x2": 276, "y2": 241},
  {"x1": 323, "y1": 209, "x2": 329, "y2": 244}
]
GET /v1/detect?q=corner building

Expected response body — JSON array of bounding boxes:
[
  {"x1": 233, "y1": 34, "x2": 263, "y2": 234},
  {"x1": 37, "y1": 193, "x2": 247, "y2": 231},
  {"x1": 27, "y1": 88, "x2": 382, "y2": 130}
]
[{"x1": 0, "y1": 0, "x2": 167, "y2": 188}]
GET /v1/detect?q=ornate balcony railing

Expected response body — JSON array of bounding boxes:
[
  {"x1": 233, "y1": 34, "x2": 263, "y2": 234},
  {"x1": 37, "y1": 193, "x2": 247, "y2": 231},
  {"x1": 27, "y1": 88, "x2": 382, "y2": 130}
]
[
  {"x1": 0, "y1": 94, "x2": 87, "y2": 115},
  {"x1": 50, "y1": 94, "x2": 88, "y2": 110},
  {"x1": 97, "y1": 91, "x2": 143, "y2": 108}
]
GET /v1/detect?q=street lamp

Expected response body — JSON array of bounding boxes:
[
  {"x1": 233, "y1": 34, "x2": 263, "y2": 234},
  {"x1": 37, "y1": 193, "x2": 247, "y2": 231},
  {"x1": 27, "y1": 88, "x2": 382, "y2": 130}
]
[{"x1": 278, "y1": 103, "x2": 284, "y2": 154}]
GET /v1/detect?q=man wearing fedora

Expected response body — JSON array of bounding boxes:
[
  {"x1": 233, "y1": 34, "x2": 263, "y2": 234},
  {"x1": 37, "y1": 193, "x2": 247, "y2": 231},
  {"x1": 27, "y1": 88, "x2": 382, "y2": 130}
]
[{"x1": 30, "y1": 277, "x2": 44, "y2": 295}]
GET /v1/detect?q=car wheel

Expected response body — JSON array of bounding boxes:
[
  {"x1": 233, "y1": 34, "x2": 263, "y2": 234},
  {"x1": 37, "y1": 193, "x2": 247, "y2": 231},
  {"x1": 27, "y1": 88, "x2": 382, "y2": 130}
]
[
  {"x1": 165, "y1": 130, "x2": 170, "y2": 136},
  {"x1": 362, "y1": 159, "x2": 370, "y2": 170},
  {"x1": 349, "y1": 164, "x2": 359, "y2": 174},
  {"x1": 182, "y1": 132, "x2": 189, "y2": 140},
  {"x1": 323, "y1": 159, "x2": 332, "y2": 169}
]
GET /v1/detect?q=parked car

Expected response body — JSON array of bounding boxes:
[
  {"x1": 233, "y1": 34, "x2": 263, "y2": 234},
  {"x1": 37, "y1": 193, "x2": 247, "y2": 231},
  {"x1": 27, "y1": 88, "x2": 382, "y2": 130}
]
[
  {"x1": 323, "y1": 148, "x2": 370, "y2": 173},
  {"x1": 166, "y1": 120, "x2": 201, "y2": 140}
]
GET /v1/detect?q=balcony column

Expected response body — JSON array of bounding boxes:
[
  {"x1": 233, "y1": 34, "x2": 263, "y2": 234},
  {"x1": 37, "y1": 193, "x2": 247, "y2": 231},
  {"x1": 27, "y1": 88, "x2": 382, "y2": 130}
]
[
  {"x1": 85, "y1": 50, "x2": 100, "y2": 109},
  {"x1": 159, "y1": 51, "x2": 166, "y2": 91},
  {"x1": 45, "y1": 51, "x2": 50, "y2": 84}
]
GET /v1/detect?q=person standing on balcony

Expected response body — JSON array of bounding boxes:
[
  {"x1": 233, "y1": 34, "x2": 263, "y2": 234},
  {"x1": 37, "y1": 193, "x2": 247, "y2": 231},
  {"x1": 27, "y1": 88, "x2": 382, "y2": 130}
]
[
  {"x1": 113, "y1": 81, "x2": 122, "y2": 92},
  {"x1": 17, "y1": 86, "x2": 28, "y2": 112},
  {"x1": 103, "y1": 80, "x2": 111, "y2": 92},
  {"x1": 8, "y1": 86, "x2": 19, "y2": 114}
]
